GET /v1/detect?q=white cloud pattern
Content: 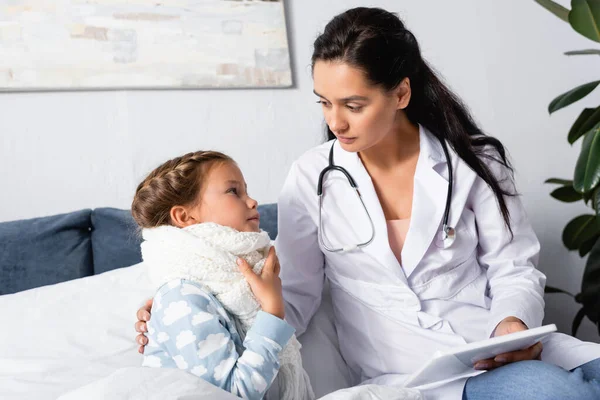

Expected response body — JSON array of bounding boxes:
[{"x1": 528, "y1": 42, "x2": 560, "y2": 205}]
[
  {"x1": 192, "y1": 311, "x2": 215, "y2": 326},
  {"x1": 191, "y1": 365, "x2": 208, "y2": 377},
  {"x1": 142, "y1": 355, "x2": 162, "y2": 368},
  {"x1": 241, "y1": 351, "x2": 264, "y2": 367},
  {"x1": 162, "y1": 301, "x2": 192, "y2": 326},
  {"x1": 197, "y1": 333, "x2": 229, "y2": 359},
  {"x1": 251, "y1": 371, "x2": 267, "y2": 393},
  {"x1": 176, "y1": 330, "x2": 197, "y2": 349},
  {"x1": 157, "y1": 332, "x2": 170, "y2": 343},
  {"x1": 214, "y1": 357, "x2": 236, "y2": 381},
  {"x1": 173, "y1": 355, "x2": 188, "y2": 369}
]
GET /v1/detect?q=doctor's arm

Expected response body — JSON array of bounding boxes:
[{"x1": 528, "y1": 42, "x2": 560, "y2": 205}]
[
  {"x1": 472, "y1": 160, "x2": 546, "y2": 368},
  {"x1": 276, "y1": 161, "x2": 326, "y2": 337}
]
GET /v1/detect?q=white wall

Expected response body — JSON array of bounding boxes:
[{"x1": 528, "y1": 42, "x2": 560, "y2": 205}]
[{"x1": 1, "y1": 0, "x2": 598, "y2": 341}]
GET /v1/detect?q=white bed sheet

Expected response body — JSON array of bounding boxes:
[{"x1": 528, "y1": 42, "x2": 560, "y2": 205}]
[{"x1": 0, "y1": 263, "x2": 354, "y2": 399}]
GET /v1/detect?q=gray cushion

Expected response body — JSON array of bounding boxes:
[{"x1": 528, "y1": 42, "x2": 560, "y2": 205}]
[
  {"x1": 0, "y1": 209, "x2": 93, "y2": 295},
  {"x1": 91, "y1": 208, "x2": 143, "y2": 275},
  {"x1": 258, "y1": 203, "x2": 278, "y2": 240},
  {"x1": 0, "y1": 204, "x2": 279, "y2": 294}
]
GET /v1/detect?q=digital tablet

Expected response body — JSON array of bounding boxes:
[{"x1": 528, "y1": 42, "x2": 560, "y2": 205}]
[{"x1": 404, "y1": 324, "x2": 557, "y2": 388}]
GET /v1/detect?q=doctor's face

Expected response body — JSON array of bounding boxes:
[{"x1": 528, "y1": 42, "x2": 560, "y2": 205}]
[{"x1": 313, "y1": 60, "x2": 407, "y2": 153}]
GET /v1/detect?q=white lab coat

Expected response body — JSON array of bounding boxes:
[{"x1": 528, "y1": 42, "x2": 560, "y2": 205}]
[{"x1": 275, "y1": 125, "x2": 600, "y2": 399}]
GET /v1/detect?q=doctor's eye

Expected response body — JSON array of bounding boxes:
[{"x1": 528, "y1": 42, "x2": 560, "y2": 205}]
[
  {"x1": 316, "y1": 100, "x2": 330, "y2": 107},
  {"x1": 346, "y1": 105, "x2": 363, "y2": 112}
]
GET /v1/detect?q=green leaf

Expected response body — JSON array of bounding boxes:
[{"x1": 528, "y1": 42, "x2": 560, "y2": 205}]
[
  {"x1": 562, "y1": 214, "x2": 600, "y2": 250},
  {"x1": 551, "y1": 185, "x2": 584, "y2": 202},
  {"x1": 574, "y1": 124, "x2": 600, "y2": 192},
  {"x1": 577, "y1": 236, "x2": 600, "y2": 330},
  {"x1": 570, "y1": 0, "x2": 600, "y2": 43},
  {"x1": 594, "y1": 187, "x2": 600, "y2": 212},
  {"x1": 569, "y1": 107, "x2": 600, "y2": 144},
  {"x1": 535, "y1": 0, "x2": 571, "y2": 22},
  {"x1": 565, "y1": 48, "x2": 600, "y2": 55},
  {"x1": 580, "y1": 233, "x2": 600, "y2": 256},
  {"x1": 548, "y1": 81, "x2": 600, "y2": 113},
  {"x1": 545, "y1": 178, "x2": 574, "y2": 185},
  {"x1": 545, "y1": 285, "x2": 574, "y2": 296}
]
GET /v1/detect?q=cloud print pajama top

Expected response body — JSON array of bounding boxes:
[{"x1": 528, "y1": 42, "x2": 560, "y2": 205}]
[{"x1": 142, "y1": 279, "x2": 295, "y2": 399}]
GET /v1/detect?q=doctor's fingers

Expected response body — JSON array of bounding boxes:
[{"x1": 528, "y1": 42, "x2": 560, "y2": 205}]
[
  {"x1": 493, "y1": 341, "x2": 544, "y2": 364},
  {"x1": 476, "y1": 341, "x2": 544, "y2": 370}
]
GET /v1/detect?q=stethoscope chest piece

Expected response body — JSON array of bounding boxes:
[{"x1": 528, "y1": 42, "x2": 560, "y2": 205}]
[{"x1": 435, "y1": 225, "x2": 456, "y2": 249}]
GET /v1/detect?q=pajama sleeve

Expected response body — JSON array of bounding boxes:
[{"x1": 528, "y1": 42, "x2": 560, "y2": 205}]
[{"x1": 143, "y1": 280, "x2": 295, "y2": 400}]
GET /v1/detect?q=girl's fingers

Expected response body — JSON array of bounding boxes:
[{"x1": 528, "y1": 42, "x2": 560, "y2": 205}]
[
  {"x1": 263, "y1": 247, "x2": 276, "y2": 274},
  {"x1": 237, "y1": 257, "x2": 259, "y2": 285}
]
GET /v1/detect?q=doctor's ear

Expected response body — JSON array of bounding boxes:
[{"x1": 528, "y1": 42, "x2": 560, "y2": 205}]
[
  {"x1": 394, "y1": 77, "x2": 412, "y2": 110},
  {"x1": 170, "y1": 205, "x2": 198, "y2": 228}
]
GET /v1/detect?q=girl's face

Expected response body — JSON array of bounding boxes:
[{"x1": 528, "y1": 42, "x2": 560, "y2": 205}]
[
  {"x1": 173, "y1": 162, "x2": 260, "y2": 232},
  {"x1": 312, "y1": 60, "x2": 410, "y2": 153}
]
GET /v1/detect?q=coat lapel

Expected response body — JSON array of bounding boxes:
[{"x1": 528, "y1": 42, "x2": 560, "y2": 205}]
[{"x1": 401, "y1": 127, "x2": 450, "y2": 278}]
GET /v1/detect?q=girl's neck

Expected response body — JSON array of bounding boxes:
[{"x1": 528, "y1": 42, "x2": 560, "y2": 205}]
[{"x1": 358, "y1": 117, "x2": 420, "y2": 172}]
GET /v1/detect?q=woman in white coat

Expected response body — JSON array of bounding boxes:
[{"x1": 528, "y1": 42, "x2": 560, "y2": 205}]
[{"x1": 136, "y1": 7, "x2": 600, "y2": 399}]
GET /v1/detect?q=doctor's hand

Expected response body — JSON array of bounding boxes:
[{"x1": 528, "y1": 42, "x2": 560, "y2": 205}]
[
  {"x1": 237, "y1": 247, "x2": 285, "y2": 320},
  {"x1": 134, "y1": 298, "x2": 153, "y2": 354},
  {"x1": 473, "y1": 316, "x2": 543, "y2": 371}
]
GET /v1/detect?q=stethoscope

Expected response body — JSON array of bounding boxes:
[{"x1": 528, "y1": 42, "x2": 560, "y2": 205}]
[{"x1": 317, "y1": 138, "x2": 455, "y2": 253}]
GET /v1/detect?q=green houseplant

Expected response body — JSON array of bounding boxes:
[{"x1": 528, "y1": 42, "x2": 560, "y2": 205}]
[{"x1": 534, "y1": 0, "x2": 600, "y2": 336}]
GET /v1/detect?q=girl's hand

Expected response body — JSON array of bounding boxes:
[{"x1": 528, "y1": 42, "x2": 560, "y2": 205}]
[
  {"x1": 237, "y1": 247, "x2": 285, "y2": 320},
  {"x1": 134, "y1": 298, "x2": 153, "y2": 354},
  {"x1": 473, "y1": 316, "x2": 543, "y2": 370}
]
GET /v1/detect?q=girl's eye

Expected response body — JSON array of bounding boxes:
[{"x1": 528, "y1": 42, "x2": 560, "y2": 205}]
[{"x1": 226, "y1": 187, "x2": 238, "y2": 195}]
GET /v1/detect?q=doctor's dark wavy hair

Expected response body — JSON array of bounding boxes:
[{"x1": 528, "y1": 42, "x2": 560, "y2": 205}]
[
  {"x1": 312, "y1": 7, "x2": 515, "y2": 230},
  {"x1": 131, "y1": 151, "x2": 233, "y2": 229}
]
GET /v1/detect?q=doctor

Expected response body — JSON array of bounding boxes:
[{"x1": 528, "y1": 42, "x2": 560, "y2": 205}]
[{"x1": 136, "y1": 7, "x2": 600, "y2": 399}]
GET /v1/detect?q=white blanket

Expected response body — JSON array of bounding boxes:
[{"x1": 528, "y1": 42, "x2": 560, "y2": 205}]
[
  {"x1": 57, "y1": 367, "x2": 421, "y2": 400},
  {"x1": 0, "y1": 263, "x2": 420, "y2": 399}
]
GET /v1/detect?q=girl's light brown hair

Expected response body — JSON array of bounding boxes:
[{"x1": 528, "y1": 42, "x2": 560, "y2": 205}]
[{"x1": 131, "y1": 151, "x2": 233, "y2": 229}]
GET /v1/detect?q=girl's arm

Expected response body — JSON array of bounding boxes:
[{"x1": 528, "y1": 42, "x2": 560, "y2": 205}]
[{"x1": 144, "y1": 281, "x2": 295, "y2": 399}]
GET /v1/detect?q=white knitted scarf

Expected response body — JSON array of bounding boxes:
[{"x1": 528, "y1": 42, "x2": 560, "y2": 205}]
[{"x1": 141, "y1": 222, "x2": 314, "y2": 400}]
